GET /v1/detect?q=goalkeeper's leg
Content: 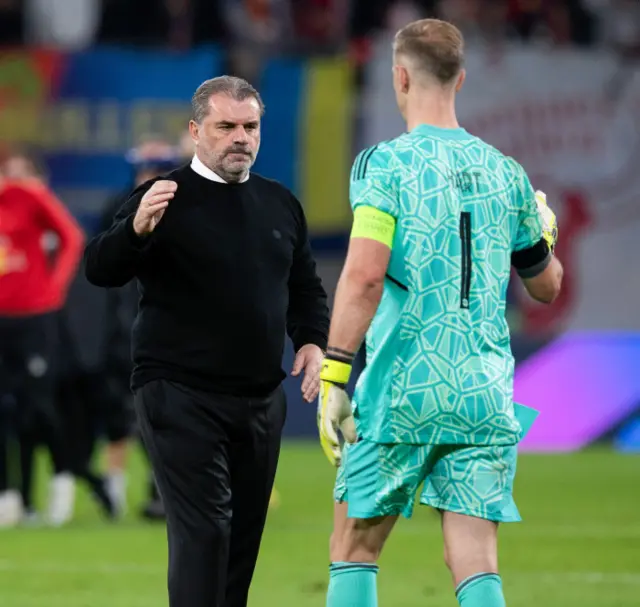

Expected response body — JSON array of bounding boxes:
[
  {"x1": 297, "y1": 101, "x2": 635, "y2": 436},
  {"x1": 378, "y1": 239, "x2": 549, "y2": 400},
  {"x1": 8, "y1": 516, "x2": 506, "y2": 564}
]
[
  {"x1": 421, "y1": 444, "x2": 520, "y2": 607},
  {"x1": 443, "y1": 511, "x2": 505, "y2": 607},
  {"x1": 326, "y1": 502, "x2": 397, "y2": 607},
  {"x1": 327, "y1": 439, "x2": 429, "y2": 606}
]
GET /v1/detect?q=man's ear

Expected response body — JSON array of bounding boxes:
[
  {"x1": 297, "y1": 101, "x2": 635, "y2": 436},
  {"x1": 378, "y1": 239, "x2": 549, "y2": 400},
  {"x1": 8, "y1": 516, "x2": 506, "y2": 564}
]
[
  {"x1": 398, "y1": 65, "x2": 410, "y2": 93},
  {"x1": 188, "y1": 120, "x2": 199, "y2": 145},
  {"x1": 455, "y1": 69, "x2": 466, "y2": 93}
]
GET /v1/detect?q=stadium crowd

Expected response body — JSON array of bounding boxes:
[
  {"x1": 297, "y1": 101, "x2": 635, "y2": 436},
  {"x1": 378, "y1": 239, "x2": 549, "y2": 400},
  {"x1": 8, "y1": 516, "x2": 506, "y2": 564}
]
[
  {"x1": 1, "y1": 1, "x2": 637, "y2": 84},
  {"x1": 0, "y1": 0, "x2": 637, "y2": 52}
]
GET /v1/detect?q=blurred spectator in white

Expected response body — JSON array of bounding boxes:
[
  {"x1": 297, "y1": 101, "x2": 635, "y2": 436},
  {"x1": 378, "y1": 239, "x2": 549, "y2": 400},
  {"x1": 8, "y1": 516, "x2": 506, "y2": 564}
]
[{"x1": 25, "y1": 0, "x2": 102, "y2": 49}]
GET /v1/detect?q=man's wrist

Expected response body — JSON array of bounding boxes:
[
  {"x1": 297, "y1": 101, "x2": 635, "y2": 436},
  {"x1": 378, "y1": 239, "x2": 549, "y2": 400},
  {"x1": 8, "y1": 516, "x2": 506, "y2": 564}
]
[
  {"x1": 126, "y1": 215, "x2": 150, "y2": 246},
  {"x1": 294, "y1": 329, "x2": 328, "y2": 354}
]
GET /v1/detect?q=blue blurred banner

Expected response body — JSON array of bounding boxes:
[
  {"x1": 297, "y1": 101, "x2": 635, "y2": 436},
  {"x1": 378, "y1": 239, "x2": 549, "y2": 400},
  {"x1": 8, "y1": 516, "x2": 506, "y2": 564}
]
[
  {"x1": 0, "y1": 46, "x2": 355, "y2": 237},
  {"x1": 48, "y1": 46, "x2": 224, "y2": 190}
]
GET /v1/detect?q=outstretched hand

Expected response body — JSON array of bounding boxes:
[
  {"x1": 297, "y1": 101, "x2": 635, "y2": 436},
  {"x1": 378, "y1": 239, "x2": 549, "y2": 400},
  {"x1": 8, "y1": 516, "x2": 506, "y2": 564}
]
[{"x1": 291, "y1": 344, "x2": 324, "y2": 403}]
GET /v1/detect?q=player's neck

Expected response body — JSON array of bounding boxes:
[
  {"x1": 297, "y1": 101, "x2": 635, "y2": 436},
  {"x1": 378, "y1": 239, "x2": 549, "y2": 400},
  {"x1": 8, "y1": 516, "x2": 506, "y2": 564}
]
[{"x1": 405, "y1": 93, "x2": 459, "y2": 132}]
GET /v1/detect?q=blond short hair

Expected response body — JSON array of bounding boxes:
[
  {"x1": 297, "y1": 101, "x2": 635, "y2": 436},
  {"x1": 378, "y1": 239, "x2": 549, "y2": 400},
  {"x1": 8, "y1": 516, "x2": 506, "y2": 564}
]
[{"x1": 393, "y1": 19, "x2": 464, "y2": 85}]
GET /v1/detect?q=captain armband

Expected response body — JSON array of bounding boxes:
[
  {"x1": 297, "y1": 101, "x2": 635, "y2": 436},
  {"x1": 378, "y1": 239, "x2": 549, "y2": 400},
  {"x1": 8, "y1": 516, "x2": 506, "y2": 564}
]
[{"x1": 350, "y1": 205, "x2": 396, "y2": 249}]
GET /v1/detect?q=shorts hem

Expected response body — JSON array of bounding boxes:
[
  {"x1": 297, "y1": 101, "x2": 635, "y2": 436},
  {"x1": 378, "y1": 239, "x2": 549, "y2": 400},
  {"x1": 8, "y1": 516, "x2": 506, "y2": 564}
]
[
  {"x1": 346, "y1": 506, "x2": 405, "y2": 520},
  {"x1": 334, "y1": 498, "x2": 406, "y2": 520},
  {"x1": 420, "y1": 498, "x2": 522, "y2": 523}
]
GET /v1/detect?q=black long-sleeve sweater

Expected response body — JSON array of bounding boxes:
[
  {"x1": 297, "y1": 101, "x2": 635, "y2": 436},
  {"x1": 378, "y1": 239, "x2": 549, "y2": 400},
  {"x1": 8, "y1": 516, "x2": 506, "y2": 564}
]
[{"x1": 84, "y1": 163, "x2": 329, "y2": 397}]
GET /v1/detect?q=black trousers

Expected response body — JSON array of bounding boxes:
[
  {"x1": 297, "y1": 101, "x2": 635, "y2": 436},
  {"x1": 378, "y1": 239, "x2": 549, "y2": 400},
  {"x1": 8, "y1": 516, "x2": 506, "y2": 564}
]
[
  {"x1": 134, "y1": 379, "x2": 286, "y2": 607},
  {"x1": 0, "y1": 314, "x2": 70, "y2": 502}
]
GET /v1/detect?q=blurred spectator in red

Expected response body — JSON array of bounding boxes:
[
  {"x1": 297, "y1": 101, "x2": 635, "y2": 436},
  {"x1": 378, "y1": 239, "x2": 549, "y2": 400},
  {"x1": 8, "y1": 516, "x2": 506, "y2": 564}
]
[{"x1": 0, "y1": 148, "x2": 83, "y2": 527}]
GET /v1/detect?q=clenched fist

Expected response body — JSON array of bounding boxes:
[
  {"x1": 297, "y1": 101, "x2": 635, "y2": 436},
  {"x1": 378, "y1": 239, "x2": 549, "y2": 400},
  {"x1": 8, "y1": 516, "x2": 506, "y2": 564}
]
[{"x1": 133, "y1": 180, "x2": 177, "y2": 236}]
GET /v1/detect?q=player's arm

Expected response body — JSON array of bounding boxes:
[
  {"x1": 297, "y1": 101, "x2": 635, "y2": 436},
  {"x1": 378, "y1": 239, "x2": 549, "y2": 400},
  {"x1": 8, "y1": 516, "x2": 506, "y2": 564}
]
[
  {"x1": 31, "y1": 183, "x2": 85, "y2": 294},
  {"x1": 511, "y1": 173, "x2": 563, "y2": 304},
  {"x1": 325, "y1": 147, "x2": 397, "y2": 369},
  {"x1": 326, "y1": 207, "x2": 393, "y2": 354},
  {"x1": 513, "y1": 241, "x2": 563, "y2": 304},
  {"x1": 317, "y1": 147, "x2": 397, "y2": 466}
]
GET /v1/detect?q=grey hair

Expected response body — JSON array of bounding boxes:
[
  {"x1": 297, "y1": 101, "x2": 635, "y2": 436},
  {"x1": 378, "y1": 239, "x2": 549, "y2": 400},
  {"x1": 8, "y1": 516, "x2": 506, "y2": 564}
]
[{"x1": 191, "y1": 76, "x2": 265, "y2": 124}]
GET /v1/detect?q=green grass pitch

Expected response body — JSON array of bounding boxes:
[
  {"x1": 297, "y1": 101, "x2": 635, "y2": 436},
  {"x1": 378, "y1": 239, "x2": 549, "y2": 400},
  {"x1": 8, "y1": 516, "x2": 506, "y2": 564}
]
[{"x1": 0, "y1": 442, "x2": 638, "y2": 606}]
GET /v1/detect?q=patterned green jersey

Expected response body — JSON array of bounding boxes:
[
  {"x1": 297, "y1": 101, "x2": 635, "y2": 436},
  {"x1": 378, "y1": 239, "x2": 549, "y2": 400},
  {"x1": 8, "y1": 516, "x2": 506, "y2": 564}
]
[{"x1": 350, "y1": 124, "x2": 544, "y2": 446}]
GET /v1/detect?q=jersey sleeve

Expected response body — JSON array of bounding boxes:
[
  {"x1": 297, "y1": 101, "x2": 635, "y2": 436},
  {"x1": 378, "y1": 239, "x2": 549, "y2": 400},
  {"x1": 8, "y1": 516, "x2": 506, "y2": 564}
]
[
  {"x1": 509, "y1": 161, "x2": 551, "y2": 277},
  {"x1": 349, "y1": 144, "x2": 399, "y2": 218},
  {"x1": 511, "y1": 163, "x2": 543, "y2": 252}
]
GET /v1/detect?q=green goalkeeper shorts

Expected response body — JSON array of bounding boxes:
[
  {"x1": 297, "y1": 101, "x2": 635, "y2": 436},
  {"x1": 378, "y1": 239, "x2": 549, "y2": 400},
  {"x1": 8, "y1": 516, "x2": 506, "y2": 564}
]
[{"x1": 333, "y1": 439, "x2": 521, "y2": 523}]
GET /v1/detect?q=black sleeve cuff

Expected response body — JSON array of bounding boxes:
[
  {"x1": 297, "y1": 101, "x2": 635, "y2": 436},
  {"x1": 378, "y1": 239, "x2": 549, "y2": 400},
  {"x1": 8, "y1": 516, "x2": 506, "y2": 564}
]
[
  {"x1": 512, "y1": 238, "x2": 552, "y2": 278},
  {"x1": 124, "y1": 214, "x2": 153, "y2": 251},
  {"x1": 293, "y1": 328, "x2": 328, "y2": 353}
]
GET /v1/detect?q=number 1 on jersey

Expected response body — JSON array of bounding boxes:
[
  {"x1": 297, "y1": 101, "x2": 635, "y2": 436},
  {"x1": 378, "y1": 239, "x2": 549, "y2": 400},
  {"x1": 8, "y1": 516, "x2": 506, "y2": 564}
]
[{"x1": 459, "y1": 212, "x2": 471, "y2": 309}]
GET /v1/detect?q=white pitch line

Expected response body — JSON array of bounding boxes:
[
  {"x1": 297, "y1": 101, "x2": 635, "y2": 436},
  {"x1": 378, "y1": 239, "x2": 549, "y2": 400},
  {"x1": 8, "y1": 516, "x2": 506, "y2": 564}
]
[
  {"x1": 0, "y1": 562, "x2": 638, "y2": 585},
  {"x1": 512, "y1": 572, "x2": 640, "y2": 585}
]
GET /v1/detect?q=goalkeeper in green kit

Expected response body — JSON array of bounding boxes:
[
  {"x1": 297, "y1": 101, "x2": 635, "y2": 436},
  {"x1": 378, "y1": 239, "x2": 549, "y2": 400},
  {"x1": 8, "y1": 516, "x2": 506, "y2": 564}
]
[{"x1": 316, "y1": 18, "x2": 563, "y2": 607}]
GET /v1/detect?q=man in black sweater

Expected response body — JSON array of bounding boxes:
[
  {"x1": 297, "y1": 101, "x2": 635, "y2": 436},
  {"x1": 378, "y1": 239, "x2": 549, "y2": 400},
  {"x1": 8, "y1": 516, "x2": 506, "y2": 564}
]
[{"x1": 84, "y1": 76, "x2": 329, "y2": 607}]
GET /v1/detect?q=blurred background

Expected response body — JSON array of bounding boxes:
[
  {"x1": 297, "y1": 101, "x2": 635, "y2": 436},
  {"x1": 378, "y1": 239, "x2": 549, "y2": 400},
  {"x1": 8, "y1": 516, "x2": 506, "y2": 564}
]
[{"x1": 0, "y1": 1, "x2": 638, "y2": 606}]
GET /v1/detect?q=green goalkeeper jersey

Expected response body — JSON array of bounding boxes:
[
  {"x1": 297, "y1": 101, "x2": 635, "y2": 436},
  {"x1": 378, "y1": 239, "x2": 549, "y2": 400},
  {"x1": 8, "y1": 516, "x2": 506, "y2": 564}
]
[{"x1": 350, "y1": 124, "x2": 548, "y2": 446}]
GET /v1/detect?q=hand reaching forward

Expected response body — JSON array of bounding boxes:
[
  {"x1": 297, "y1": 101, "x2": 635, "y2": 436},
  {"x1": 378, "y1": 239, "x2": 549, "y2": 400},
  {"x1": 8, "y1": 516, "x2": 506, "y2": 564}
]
[
  {"x1": 291, "y1": 344, "x2": 324, "y2": 403},
  {"x1": 133, "y1": 180, "x2": 177, "y2": 236}
]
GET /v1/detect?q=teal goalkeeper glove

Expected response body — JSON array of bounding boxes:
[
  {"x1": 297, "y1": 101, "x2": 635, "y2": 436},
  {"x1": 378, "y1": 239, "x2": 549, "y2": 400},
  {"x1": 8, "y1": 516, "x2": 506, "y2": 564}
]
[{"x1": 317, "y1": 356, "x2": 357, "y2": 467}]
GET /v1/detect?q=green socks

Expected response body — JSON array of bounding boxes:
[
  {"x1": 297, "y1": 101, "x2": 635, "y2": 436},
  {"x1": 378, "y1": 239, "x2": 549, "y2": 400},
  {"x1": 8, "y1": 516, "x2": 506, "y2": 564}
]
[
  {"x1": 325, "y1": 564, "x2": 503, "y2": 607},
  {"x1": 326, "y1": 562, "x2": 379, "y2": 607},
  {"x1": 456, "y1": 573, "x2": 506, "y2": 607}
]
